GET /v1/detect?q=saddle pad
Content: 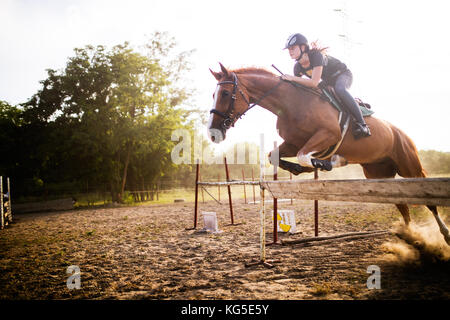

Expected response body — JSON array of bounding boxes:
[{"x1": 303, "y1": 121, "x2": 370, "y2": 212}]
[{"x1": 322, "y1": 88, "x2": 374, "y2": 117}]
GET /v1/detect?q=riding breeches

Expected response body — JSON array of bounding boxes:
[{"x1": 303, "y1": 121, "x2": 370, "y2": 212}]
[{"x1": 334, "y1": 71, "x2": 365, "y2": 124}]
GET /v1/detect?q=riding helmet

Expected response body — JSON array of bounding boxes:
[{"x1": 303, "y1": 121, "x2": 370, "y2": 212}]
[{"x1": 284, "y1": 33, "x2": 308, "y2": 49}]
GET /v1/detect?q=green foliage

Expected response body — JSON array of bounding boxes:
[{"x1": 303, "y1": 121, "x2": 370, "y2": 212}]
[
  {"x1": 0, "y1": 32, "x2": 202, "y2": 201},
  {"x1": 419, "y1": 150, "x2": 450, "y2": 175}
]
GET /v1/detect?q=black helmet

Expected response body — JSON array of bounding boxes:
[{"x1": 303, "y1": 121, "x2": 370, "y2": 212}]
[{"x1": 284, "y1": 33, "x2": 308, "y2": 49}]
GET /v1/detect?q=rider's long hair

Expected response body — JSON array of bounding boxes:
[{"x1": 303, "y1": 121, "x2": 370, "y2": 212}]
[{"x1": 309, "y1": 40, "x2": 329, "y2": 55}]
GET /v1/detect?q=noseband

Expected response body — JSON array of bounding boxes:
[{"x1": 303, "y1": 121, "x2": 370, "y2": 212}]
[{"x1": 210, "y1": 72, "x2": 283, "y2": 131}]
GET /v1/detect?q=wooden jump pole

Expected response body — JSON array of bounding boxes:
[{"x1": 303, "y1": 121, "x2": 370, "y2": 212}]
[
  {"x1": 186, "y1": 160, "x2": 200, "y2": 230},
  {"x1": 267, "y1": 141, "x2": 281, "y2": 246},
  {"x1": 262, "y1": 178, "x2": 450, "y2": 206},
  {"x1": 246, "y1": 134, "x2": 277, "y2": 268},
  {"x1": 224, "y1": 157, "x2": 236, "y2": 225},
  {"x1": 314, "y1": 169, "x2": 319, "y2": 237}
]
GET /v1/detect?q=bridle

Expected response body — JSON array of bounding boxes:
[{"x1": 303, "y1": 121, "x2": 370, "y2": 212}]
[{"x1": 210, "y1": 72, "x2": 283, "y2": 131}]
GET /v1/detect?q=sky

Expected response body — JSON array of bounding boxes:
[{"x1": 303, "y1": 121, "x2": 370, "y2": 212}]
[{"x1": 1, "y1": 0, "x2": 449, "y2": 154}]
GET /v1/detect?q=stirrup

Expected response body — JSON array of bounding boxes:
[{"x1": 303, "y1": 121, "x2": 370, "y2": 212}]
[{"x1": 353, "y1": 123, "x2": 371, "y2": 139}]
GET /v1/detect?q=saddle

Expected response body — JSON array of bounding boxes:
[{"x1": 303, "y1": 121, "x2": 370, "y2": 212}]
[
  {"x1": 321, "y1": 85, "x2": 374, "y2": 117},
  {"x1": 312, "y1": 85, "x2": 375, "y2": 160}
]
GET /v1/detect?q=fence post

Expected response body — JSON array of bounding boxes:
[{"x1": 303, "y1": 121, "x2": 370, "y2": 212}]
[
  {"x1": 187, "y1": 160, "x2": 200, "y2": 230},
  {"x1": 224, "y1": 157, "x2": 234, "y2": 225},
  {"x1": 242, "y1": 169, "x2": 247, "y2": 204},
  {"x1": 268, "y1": 142, "x2": 281, "y2": 246},
  {"x1": 218, "y1": 174, "x2": 221, "y2": 202},
  {"x1": 199, "y1": 172, "x2": 204, "y2": 203},
  {"x1": 314, "y1": 169, "x2": 319, "y2": 237},
  {"x1": 7, "y1": 177, "x2": 11, "y2": 223},
  {"x1": 252, "y1": 168, "x2": 256, "y2": 204},
  {"x1": 1, "y1": 176, "x2": 4, "y2": 229},
  {"x1": 156, "y1": 182, "x2": 159, "y2": 201}
]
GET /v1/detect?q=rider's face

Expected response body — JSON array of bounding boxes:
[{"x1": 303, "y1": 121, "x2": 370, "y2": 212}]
[{"x1": 288, "y1": 45, "x2": 301, "y2": 60}]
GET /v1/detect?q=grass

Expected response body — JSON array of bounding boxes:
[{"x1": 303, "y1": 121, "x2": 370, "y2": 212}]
[{"x1": 72, "y1": 185, "x2": 260, "y2": 208}]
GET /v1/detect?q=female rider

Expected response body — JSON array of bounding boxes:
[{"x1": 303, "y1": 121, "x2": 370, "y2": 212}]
[{"x1": 281, "y1": 33, "x2": 371, "y2": 138}]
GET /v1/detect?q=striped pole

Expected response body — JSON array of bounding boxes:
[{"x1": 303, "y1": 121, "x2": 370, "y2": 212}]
[
  {"x1": 245, "y1": 134, "x2": 277, "y2": 268},
  {"x1": 259, "y1": 135, "x2": 266, "y2": 261}
]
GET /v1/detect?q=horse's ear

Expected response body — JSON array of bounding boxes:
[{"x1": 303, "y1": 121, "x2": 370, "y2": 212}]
[
  {"x1": 209, "y1": 68, "x2": 222, "y2": 81},
  {"x1": 219, "y1": 62, "x2": 229, "y2": 78}
]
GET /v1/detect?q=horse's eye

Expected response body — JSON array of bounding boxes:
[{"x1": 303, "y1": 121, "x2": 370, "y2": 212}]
[{"x1": 221, "y1": 90, "x2": 230, "y2": 98}]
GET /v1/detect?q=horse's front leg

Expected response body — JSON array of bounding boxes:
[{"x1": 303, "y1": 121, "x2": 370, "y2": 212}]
[
  {"x1": 296, "y1": 129, "x2": 347, "y2": 171},
  {"x1": 268, "y1": 142, "x2": 314, "y2": 175}
]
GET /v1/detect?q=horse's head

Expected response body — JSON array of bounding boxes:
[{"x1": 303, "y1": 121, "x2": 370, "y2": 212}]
[{"x1": 208, "y1": 63, "x2": 250, "y2": 143}]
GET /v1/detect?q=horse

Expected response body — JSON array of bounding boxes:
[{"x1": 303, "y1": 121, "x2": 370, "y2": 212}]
[{"x1": 208, "y1": 62, "x2": 450, "y2": 245}]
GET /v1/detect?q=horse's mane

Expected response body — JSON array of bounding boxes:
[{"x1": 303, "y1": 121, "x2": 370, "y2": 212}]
[
  {"x1": 231, "y1": 67, "x2": 277, "y2": 79},
  {"x1": 231, "y1": 66, "x2": 321, "y2": 97}
]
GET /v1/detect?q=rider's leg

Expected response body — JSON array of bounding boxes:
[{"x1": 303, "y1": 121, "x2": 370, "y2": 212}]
[{"x1": 334, "y1": 71, "x2": 371, "y2": 138}]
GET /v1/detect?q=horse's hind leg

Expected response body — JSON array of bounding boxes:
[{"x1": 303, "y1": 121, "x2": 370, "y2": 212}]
[
  {"x1": 362, "y1": 159, "x2": 412, "y2": 226},
  {"x1": 395, "y1": 204, "x2": 411, "y2": 226},
  {"x1": 391, "y1": 144, "x2": 450, "y2": 245},
  {"x1": 427, "y1": 205, "x2": 450, "y2": 245}
]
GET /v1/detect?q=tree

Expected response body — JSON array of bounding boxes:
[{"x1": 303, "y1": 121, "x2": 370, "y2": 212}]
[{"x1": 20, "y1": 33, "x2": 199, "y2": 201}]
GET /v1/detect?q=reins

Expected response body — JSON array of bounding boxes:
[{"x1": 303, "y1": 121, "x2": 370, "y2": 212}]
[{"x1": 210, "y1": 70, "x2": 329, "y2": 131}]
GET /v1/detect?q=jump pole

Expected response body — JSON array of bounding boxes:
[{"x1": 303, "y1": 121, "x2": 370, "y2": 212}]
[
  {"x1": 314, "y1": 169, "x2": 319, "y2": 237},
  {"x1": 224, "y1": 157, "x2": 240, "y2": 226},
  {"x1": 186, "y1": 160, "x2": 200, "y2": 230},
  {"x1": 246, "y1": 134, "x2": 278, "y2": 268},
  {"x1": 267, "y1": 141, "x2": 281, "y2": 246}
]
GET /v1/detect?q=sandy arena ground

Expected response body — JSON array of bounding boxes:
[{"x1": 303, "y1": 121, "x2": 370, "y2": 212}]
[{"x1": 1, "y1": 199, "x2": 449, "y2": 299}]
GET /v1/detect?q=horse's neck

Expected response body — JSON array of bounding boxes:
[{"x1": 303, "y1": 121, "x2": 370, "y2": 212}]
[
  {"x1": 241, "y1": 74, "x2": 290, "y2": 117},
  {"x1": 242, "y1": 73, "x2": 319, "y2": 119}
]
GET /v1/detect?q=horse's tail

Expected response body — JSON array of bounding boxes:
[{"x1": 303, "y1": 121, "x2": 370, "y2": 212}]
[{"x1": 390, "y1": 124, "x2": 427, "y2": 178}]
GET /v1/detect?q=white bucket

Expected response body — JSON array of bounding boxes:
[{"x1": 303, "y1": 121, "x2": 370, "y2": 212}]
[
  {"x1": 276, "y1": 210, "x2": 297, "y2": 234},
  {"x1": 201, "y1": 211, "x2": 220, "y2": 233}
]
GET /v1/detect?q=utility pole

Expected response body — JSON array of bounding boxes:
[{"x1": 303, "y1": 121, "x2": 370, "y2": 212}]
[{"x1": 333, "y1": 1, "x2": 363, "y2": 62}]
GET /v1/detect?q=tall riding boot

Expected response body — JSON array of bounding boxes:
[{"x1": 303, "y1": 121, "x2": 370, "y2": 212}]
[
  {"x1": 342, "y1": 98, "x2": 371, "y2": 139},
  {"x1": 334, "y1": 73, "x2": 371, "y2": 139}
]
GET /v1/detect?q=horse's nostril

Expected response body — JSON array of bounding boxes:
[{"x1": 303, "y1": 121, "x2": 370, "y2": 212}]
[{"x1": 211, "y1": 135, "x2": 215, "y2": 142}]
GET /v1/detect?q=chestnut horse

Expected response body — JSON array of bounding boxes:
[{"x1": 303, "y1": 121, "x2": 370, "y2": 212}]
[{"x1": 208, "y1": 63, "x2": 450, "y2": 245}]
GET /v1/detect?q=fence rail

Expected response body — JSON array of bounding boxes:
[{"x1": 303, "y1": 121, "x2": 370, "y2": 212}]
[{"x1": 262, "y1": 177, "x2": 450, "y2": 206}]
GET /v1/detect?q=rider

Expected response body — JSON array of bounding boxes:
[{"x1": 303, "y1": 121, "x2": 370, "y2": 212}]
[{"x1": 281, "y1": 33, "x2": 371, "y2": 138}]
